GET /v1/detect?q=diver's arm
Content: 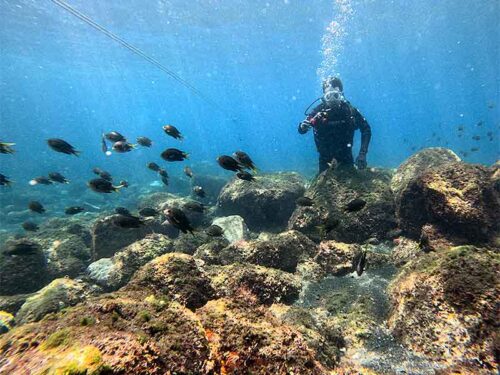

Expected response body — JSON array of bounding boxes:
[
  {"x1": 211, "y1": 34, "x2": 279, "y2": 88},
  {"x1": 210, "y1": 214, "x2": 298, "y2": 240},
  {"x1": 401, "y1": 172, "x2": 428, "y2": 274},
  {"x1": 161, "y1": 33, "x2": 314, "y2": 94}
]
[
  {"x1": 352, "y1": 106, "x2": 371, "y2": 169},
  {"x1": 298, "y1": 104, "x2": 323, "y2": 134}
]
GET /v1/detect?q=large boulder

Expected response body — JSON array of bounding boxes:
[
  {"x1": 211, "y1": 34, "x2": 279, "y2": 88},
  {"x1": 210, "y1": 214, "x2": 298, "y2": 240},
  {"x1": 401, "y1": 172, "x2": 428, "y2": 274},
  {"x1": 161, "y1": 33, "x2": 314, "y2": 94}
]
[
  {"x1": 391, "y1": 147, "x2": 461, "y2": 198},
  {"x1": 396, "y1": 162, "x2": 499, "y2": 244},
  {"x1": 86, "y1": 234, "x2": 174, "y2": 291},
  {"x1": 0, "y1": 239, "x2": 47, "y2": 295},
  {"x1": 217, "y1": 173, "x2": 306, "y2": 231},
  {"x1": 206, "y1": 263, "x2": 302, "y2": 305},
  {"x1": 125, "y1": 253, "x2": 214, "y2": 309},
  {"x1": 218, "y1": 230, "x2": 317, "y2": 272},
  {"x1": 388, "y1": 246, "x2": 499, "y2": 372},
  {"x1": 46, "y1": 234, "x2": 91, "y2": 279},
  {"x1": 288, "y1": 168, "x2": 397, "y2": 243},
  {"x1": 15, "y1": 278, "x2": 96, "y2": 325},
  {"x1": 211, "y1": 215, "x2": 249, "y2": 243},
  {"x1": 91, "y1": 215, "x2": 171, "y2": 260}
]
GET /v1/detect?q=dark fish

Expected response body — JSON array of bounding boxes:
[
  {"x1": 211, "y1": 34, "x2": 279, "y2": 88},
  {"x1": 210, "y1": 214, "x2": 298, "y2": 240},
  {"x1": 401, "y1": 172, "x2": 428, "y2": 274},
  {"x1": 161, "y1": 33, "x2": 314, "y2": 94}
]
[
  {"x1": 158, "y1": 169, "x2": 169, "y2": 178},
  {"x1": 317, "y1": 216, "x2": 339, "y2": 238},
  {"x1": 105, "y1": 131, "x2": 126, "y2": 143},
  {"x1": 296, "y1": 197, "x2": 314, "y2": 207},
  {"x1": 65, "y1": 206, "x2": 85, "y2": 215},
  {"x1": 457, "y1": 125, "x2": 464, "y2": 131},
  {"x1": 184, "y1": 166, "x2": 193, "y2": 178},
  {"x1": 431, "y1": 132, "x2": 436, "y2": 137},
  {"x1": 28, "y1": 201, "x2": 45, "y2": 214},
  {"x1": 162, "y1": 125, "x2": 183, "y2": 140},
  {"x1": 236, "y1": 171, "x2": 255, "y2": 181},
  {"x1": 47, "y1": 138, "x2": 80, "y2": 156},
  {"x1": 100, "y1": 171, "x2": 113, "y2": 181},
  {"x1": 457, "y1": 133, "x2": 463, "y2": 138},
  {"x1": 206, "y1": 225, "x2": 224, "y2": 237},
  {"x1": 193, "y1": 186, "x2": 206, "y2": 198},
  {"x1": 0, "y1": 174, "x2": 12, "y2": 186},
  {"x1": 87, "y1": 178, "x2": 121, "y2": 193},
  {"x1": 101, "y1": 133, "x2": 110, "y2": 155},
  {"x1": 345, "y1": 198, "x2": 366, "y2": 212},
  {"x1": 183, "y1": 201, "x2": 205, "y2": 213},
  {"x1": 472, "y1": 135, "x2": 480, "y2": 141},
  {"x1": 22, "y1": 221, "x2": 39, "y2": 232},
  {"x1": 161, "y1": 175, "x2": 169, "y2": 186},
  {"x1": 233, "y1": 151, "x2": 257, "y2": 172},
  {"x1": 3, "y1": 240, "x2": 40, "y2": 256},
  {"x1": 139, "y1": 207, "x2": 158, "y2": 217},
  {"x1": 115, "y1": 207, "x2": 132, "y2": 216},
  {"x1": 48, "y1": 172, "x2": 69, "y2": 184},
  {"x1": 161, "y1": 148, "x2": 189, "y2": 162},
  {"x1": 147, "y1": 162, "x2": 161, "y2": 172},
  {"x1": 165, "y1": 207, "x2": 194, "y2": 234},
  {"x1": 459, "y1": 151, "x2": 469, "y2": 157},
  {"x1": 0, "y1": 142, "x2": 15, "y2": 154},
  {"x1": 353, "y1": 250, "x2": 367, "y2": 276},
  {"x1": 112, "y1": 141, "x2": 135, "y2": 153},
  {"x1": 29, "y1": 176, "x2": 53, "y2": 186},
  {"x1": 217, "y1": 155, "x2": 243, "y2": 172},
  {"x1": 137, "y1": 137, "x2": 152, "y2": 147},
  {"x1": 476, "y1": 121, "x2": 483, "y2": 127},
  {"x1": 112, "y1": 214, "x2": 144, "y2": 228},
  {"x1": 487, "y1": 131, "x2": 493, "y2": 137},
  {"x1": 470, "y1": 147, "x2": 479, "y2": 152}
]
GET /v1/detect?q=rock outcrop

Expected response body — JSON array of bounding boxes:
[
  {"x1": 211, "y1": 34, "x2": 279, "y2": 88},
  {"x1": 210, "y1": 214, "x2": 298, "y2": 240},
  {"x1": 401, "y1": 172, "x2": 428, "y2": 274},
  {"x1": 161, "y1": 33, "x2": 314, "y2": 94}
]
[
  {"x1": 211, "y1": 215, "x2": 249, "y2": 243},
  {"x1": 217, "y1": 173, "x2": 305, "y2": 231}
]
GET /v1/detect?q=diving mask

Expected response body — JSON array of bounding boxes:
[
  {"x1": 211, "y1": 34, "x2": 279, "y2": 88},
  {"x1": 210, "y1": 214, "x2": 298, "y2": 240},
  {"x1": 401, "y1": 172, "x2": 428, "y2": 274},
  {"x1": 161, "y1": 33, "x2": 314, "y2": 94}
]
[{"x1": 323, "y1": 87, "x2": 344, "y2": 105}]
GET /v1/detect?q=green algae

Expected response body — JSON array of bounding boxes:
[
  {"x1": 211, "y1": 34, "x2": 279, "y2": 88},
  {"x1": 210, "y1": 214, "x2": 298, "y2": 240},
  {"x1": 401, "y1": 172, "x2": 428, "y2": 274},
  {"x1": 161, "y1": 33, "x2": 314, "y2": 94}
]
[{"x1": 41, "y1": 328, "x2": 72, "y2": 350}]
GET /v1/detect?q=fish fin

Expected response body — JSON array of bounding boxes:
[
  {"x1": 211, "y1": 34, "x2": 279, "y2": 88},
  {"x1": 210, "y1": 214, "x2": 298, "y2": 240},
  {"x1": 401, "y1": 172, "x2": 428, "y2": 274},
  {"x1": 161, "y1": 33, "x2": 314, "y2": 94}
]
[{"x1": 1, "y1": 142, "x2": 15, "y2": 146}]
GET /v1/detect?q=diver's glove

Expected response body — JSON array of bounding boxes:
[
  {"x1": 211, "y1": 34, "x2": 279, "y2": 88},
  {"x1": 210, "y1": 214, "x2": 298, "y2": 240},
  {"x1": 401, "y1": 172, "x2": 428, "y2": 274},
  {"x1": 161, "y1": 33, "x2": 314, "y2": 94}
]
[
  {"x1": 356, "y1": 153, "x2": 367, "y2": 170},
  {"x1": 299, "y1": 120, "x2": 312, "y2": 133}
]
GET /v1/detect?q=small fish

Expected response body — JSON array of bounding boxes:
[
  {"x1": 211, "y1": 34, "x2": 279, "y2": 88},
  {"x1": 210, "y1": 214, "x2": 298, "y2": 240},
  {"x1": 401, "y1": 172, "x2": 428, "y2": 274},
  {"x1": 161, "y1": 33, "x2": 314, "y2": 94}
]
[
  {"x1": 87, "y1": 178, "x2": 122, "y2": 193},
  {"x1": 65, "y1": 206, "x2": 85, "y2": 215},
  {"x1": 476, "y1": 121, "x2": 483, "y2": 127},
  {"x1": 193, "y1": 186, "x2": 206, "y2": 198},
  {"x1": 183, "y1": 201, "x2": 205, "y2": 213},
  {"x1": 158, "y1": 169, "x2": 169, "y2": 178},
  {"x1": 29, "y1": 176, "x2": 53, "y2": 186},
  {"x1": 217, "y1": 155, "x2": 243, "y2": 172},
  {"x1": 316, "y1": 216, "x2": 339, "y2": 238},
  {"x1": 459, "y1": 151, "x2": 469, "y2": 157},
  {"x1": 101, "y1": 133, "x2": 111, "y2": 156},
  {"x1": 112, "y1": 141, "x2": 135, "y2": 153},
  {"x1": 472, "y1": 135, "x2": 480, "y2": 141},
  {"x1": 487, "y1": 101, "x2": 495, "y2": 109},
  {"x1": 296, "y1": 197, "x2": 314, "y2": 207},
  {"x1": 115, "y1": 207, "x2": 132, "y2": 216},
  {"x1": 47, "y1": 138, "x2": 80, "y2": 156},
  {"x1": 112, "y1": 214, "x2": 145, "y2": 228},
  {"x1": 487, "y1": 131, "x2": 493, "y2": 137},
  {"x1": 147, "y1": 162, "x2": 161, "y2": 172},
  {"x1": 105, "y1": 131, "x2": 126, "y2": 143},
  {"x1": 431, "y1": 132, "x2": 436, "y2": 137},
  {"x1": 233, "y1": 151, "x2": 257, "y2": 172},
  {"x1": 470, "y1": 147, "x2": 479, "y2": 152},
  {"x1": 236, "y1": 171, "x2": 255, "y2": 181},
  {"x1": 161, "y1": 175, "x2": 169, "y2": 186},
  {"x1": 206, "y1": 224, "x2": 224, "y2": 237},
  {"x1": 3, "y1": 241, "x2": 40, "y2": 256},
  {"x1": 164, "y1": 207, "x2": 194, "y2": 234},
  {"x1": 457, "y1": 125, "x2": 464, "y2": 131},
  {"x1": 184, "y1": 166, "x2": 193, "y2": 178},
  {"x1": 353, "y1": 250, "x2": 367, "y2": 276},
  {"x1": 136, "y1": 136, "x2": 152, "y2": 147},
  {"x1": 0, "y1": 142, "x2": 15, "y2": 154},
  {"x1": 162, "y1": 125, "x2": 183, "y2": 140},
  {"x1": 345, "y1": 198, "x2": 367, "y2": 212},
  {"x1": 139, "y1": 207, "x2": 159, "y2": 217},
  {"x1": 22, "y1": 221, "x2": 39, "y2": 232},
  {"x1": 0, "y1": 174, "x2": 12, "y2": 186},
  {"x1": 48, "y1": 172, "x2": 69, "y2": 184},
  {"x1": 28, "y1": 201, "x2": 45, "y2": 214},
  {"x1": 161, "y1": 148, "x2": 189, "y2": 162}
]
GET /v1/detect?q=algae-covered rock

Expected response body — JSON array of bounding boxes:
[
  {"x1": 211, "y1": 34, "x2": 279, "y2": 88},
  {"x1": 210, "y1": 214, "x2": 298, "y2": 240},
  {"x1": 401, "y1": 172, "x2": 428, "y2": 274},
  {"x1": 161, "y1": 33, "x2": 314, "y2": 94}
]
[
  {"x1": 391, "y1": 147, "x2": 461, "y2": 198},
  {"x1": 126, "y1": 253, "x2": 214, "y2": 309},
  {"x1": 218, "y1": 230, "x2": 317, "y2": 272},
  {"x1": 288, "y1": 168, "x2": 397, "y2": 243},
  {"x1": 15, "y1": 278, "x2": 97, "y2": 324},
  {"x1": 192, "y1": 237, "x2": 230, "y2": 265},
  {"x1": 396, "y1": 162, "x2": 499, "y2": 244},
  {"x1": 217, "y1": 172, "x2": 306, "y2": 231},
  {"x1": 197, "y1": 295, "x2": 327, "y2": 374},
  {"x1": 46, "y1": 234, "x2": 91, "y2": 279},
  {"x1": 0, "y1": 311, "x2": 14, "y2": 334},
  {"x1": 0, "y1": 239, "x2": 47, "y2": 295},
  {"x1": 0, "y1": 294, "x2": 32, "y2": 315},
  {"x1": 388, "y1": 246, "x2": 499, "y2": 372},
  {"x1": 313, "y1": 240, "x2": 362, "y2": 276},
  {"x1": 206, "y1": 263, "x2": 301, "y2": 304},
  {"x1": 86, "y1": 234, "x2": 174, "y2": 291},
  {"x1": 212, "y1": 215, "x2": 249, "y2": 243},
  {"x1": 390, "y1": 237, "x2": 421, "y2": 266},
  {"x1": 91, "y1": 214, "x2": 170, "y2": 260}
]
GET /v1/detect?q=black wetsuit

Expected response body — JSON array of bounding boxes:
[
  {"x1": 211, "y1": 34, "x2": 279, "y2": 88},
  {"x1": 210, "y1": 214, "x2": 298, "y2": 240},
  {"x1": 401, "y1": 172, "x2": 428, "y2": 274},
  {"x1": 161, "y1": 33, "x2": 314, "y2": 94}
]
[{"x1": 299, "y1": 100, "x2": 371, "y2": 172}]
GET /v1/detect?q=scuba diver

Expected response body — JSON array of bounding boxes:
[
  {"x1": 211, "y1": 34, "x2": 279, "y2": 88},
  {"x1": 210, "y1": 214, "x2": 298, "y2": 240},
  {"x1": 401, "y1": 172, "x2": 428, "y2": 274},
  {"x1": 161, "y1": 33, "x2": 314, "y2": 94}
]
[{"x1": 298, "y1": 77, "x2": 371, "y2": 173}]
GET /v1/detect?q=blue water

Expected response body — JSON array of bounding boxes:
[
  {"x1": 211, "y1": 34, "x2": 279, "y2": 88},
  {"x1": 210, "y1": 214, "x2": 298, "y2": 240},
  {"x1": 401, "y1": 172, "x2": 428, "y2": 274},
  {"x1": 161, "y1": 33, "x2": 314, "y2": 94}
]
[{"x1": 1, "y1": 0, "x2": 499, "y2": 194}]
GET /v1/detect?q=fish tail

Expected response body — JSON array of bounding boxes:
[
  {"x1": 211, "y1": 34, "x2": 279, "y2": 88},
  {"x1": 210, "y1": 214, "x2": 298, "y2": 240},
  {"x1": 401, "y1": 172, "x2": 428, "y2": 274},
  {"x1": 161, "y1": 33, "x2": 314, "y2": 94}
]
[
  {"x1": 73, "y1": 150, "x2": 81, "y2": 157},
  {"x1": 183, "y1": 153, "x2": 190, "y2": 159}
]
